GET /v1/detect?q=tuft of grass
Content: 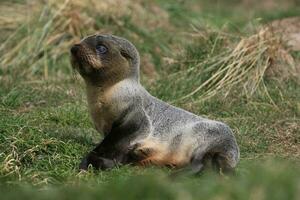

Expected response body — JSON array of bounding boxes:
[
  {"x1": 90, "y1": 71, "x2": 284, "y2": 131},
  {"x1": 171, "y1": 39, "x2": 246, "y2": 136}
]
[{"x1": 152, "y1": 26, "x2": 299, "y2": 105}]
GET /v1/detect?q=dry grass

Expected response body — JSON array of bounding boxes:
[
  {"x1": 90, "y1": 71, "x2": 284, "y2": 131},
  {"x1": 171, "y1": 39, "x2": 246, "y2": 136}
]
[
  {"x1": 0, "y1": 2, "x2": 30, "y2": 31},
  {"x1": 0, "y1": 0, "x2": 169, "y2": 80},
  {"x1": 2, "y1": 0, "x2": 297, "y2": 101},
  {"x1": 174, "y1": 25, "x2": 299, "y2": 104},
  {"x1": 0, "y1": 0, "x2": 93, "y2": 78}
]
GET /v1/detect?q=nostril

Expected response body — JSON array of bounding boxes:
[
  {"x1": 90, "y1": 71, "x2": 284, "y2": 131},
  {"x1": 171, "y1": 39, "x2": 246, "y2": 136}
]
[{"x1": 70, "y1": 44, "x2": 80, "y2": 55}]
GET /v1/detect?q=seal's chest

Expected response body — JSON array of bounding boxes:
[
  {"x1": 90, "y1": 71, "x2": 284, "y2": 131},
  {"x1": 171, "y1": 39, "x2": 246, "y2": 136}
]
[
  {"x1": 86, "y1": 94, "x2": 111, "y2": 134},
  {"x1": 89, "y1": 104, "x2": 105, "y2": 133}
]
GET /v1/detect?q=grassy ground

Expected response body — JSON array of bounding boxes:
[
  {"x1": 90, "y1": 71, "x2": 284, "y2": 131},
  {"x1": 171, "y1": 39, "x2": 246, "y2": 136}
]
[{"x1": 0, "y1": 0, "x2": 300, "y2": 199}]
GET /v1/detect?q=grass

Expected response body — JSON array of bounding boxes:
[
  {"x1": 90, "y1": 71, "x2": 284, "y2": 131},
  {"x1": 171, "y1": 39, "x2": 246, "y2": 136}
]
[
  {"x1": 0, "y1": 0, "x2": 300, "y2": 199},
  {"x1": 1, "y1": 160, "x2": 299, "y2": 200}
]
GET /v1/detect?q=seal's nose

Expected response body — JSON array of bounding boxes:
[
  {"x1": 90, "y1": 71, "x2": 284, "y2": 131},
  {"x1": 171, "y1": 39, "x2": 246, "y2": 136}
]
[{"x1": 70, "y1": 44, "x2": 81, "y2": 55}]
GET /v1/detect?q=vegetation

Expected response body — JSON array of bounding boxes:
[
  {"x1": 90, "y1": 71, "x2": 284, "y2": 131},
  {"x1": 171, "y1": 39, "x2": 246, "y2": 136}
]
[{"x1": 0, "y1": 0, "x2": 299, "y2": 199}]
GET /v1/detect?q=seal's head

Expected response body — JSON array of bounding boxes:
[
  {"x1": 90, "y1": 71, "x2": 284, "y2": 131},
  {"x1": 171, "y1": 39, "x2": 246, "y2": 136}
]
[{"x1": 70, "y1": 34, "x2": 140, "y2": 85}]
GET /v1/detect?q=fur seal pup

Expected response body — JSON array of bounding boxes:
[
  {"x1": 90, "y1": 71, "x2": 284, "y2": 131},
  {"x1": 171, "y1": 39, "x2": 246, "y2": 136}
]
[{"x1": 70, "y1": 34, "x2": 240, "y2": 174}]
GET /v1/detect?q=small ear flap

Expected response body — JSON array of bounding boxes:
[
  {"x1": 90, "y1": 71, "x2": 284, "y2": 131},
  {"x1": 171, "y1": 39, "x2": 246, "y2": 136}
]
[{"x1": 120, "y1": 50, "x2": 132, "y2": 60}]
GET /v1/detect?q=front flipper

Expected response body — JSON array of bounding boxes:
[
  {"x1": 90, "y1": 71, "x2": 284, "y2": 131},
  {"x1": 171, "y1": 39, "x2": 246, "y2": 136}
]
[
  {"x1": 79, "y1": 101, "x2": 151, "y2": 170},
  {"x1": 79, "y1": 153, "x2": 118, "y2": 170}
]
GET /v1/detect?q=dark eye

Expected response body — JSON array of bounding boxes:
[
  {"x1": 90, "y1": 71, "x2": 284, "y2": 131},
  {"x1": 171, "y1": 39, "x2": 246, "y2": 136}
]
[{"x1": 96, "y1": 45, "x2": 107, "y2": 54}]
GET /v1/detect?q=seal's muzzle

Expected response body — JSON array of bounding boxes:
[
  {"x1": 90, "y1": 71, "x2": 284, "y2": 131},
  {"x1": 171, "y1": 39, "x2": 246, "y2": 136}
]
[{"x1": 70, "y1": 44, "x2": 81, "y2": 56}]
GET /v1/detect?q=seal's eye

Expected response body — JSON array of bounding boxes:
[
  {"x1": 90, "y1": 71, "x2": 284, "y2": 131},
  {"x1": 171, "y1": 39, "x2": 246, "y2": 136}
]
[{"x1": 96, "y1": 45, "x2": 107, "y2": 54}]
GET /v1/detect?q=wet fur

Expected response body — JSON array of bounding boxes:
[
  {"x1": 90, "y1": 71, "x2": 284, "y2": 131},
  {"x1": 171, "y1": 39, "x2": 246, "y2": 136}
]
[{"x1": 70, "y1": 34, "x2": 240, "y2": 174}]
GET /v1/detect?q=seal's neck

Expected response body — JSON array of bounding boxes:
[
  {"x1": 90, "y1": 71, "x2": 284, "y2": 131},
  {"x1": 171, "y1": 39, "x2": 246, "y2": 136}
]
[{"x1": 85, "y1": 78, "x2": 140, "y2": 99}]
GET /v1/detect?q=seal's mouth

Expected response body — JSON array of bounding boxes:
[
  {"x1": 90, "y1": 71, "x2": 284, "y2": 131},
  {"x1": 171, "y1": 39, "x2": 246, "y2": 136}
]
[
  {"x1": 70, "y1": 55, "x2": 80, "y2": 71},
  {"x1": 70, "y1": 44, "x2": 82, "y2": 63}
]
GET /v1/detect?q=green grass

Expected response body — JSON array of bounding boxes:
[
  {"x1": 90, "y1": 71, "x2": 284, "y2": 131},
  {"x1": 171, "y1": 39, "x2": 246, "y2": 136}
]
[
  {"x1": 0, "y1": 0, "x2": 300, "y2": 199},
  {"x1": 1, "y1": 160, "x2": 299, "y2": 200}
]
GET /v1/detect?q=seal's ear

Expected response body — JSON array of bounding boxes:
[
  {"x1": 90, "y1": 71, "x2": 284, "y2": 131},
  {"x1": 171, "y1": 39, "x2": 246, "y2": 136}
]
[{"x1": 120, "y1": 50, "x2": 132, "y2": 61}]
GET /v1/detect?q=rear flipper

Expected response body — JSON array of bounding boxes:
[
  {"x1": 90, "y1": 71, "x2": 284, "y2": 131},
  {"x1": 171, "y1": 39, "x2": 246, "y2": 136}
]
[
  {"x1": 170, "y1": 152, "x2": 236, "y2": 178},
  {"x1": 209, "y1": 135, "x2": 240, "y2": 175},
  {"x1": 211, "y1": 153, "x2": 237, "y2": 175},
  {"x1": 171, "y1": 137, "x2": 239, "y2": 178},
  {"x1": 170, "y1": 150, "x2": 206, "y2": 178}
]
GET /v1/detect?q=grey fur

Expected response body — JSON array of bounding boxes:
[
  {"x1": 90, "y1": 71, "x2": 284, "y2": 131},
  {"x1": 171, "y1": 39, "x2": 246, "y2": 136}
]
[{"x1": 74, "y1": 34, "x2": 240, "y2": 174}]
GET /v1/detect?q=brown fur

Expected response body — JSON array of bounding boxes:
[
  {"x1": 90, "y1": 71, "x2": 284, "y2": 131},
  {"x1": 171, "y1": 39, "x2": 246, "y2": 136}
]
[
  {"x1": 71, "y1": 39, "x2": 131, "y2": 88},
  {"x1": 71, "y1": 37, "x2": 134, "y2": 135},
  {"x1": 71, "y1": 34, "x2": 239, "y2": 174}
]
